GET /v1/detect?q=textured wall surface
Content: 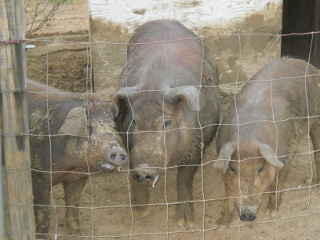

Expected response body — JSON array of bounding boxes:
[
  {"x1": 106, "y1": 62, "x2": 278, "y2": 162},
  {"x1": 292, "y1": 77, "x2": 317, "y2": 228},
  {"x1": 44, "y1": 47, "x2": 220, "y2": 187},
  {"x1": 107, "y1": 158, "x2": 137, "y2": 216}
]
[
  {"x1": 90, "y1": 0, "x2": 280, "y2": 31},
  {"x1": 89, "y1": 0, "x2": 283, "y2": 96}
]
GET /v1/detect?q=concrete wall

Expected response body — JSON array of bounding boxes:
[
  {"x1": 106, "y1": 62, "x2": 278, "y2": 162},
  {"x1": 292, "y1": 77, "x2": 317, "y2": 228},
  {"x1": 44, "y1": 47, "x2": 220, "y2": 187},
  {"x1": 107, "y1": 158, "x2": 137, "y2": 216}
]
[{"x1": 89, "y1": 0, "x2": 283, "y2": 97}]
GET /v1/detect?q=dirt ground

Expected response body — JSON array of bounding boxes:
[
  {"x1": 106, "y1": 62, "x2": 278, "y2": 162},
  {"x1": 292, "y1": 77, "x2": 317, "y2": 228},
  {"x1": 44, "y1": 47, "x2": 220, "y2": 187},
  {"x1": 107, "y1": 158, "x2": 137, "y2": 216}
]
[
  {"x1": 3, "y1": 1, "x2": 320, "y2": 239},
  {"x1": 42, "y1": 138, "x2": 320, "y2": 240}
]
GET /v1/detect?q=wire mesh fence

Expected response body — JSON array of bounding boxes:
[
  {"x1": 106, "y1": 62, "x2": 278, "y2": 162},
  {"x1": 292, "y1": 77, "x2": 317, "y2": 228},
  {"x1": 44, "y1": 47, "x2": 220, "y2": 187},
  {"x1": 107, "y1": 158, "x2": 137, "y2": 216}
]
[{"x1": 1, "y1": 0, "x2": 320, "y2": 239}]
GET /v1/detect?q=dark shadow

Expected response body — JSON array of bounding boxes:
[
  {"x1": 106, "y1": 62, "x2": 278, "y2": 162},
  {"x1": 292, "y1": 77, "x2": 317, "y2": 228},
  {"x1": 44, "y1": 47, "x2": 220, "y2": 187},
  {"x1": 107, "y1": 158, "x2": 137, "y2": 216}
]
[{"x1": 281, "y1": 0, "x2": 320, "y2": 68}]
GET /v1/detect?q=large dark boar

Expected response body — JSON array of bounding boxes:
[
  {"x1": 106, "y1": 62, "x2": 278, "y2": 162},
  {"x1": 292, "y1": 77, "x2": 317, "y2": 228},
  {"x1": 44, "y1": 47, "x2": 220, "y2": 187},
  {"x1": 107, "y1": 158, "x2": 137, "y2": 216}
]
[
  {"x1": 113, "y1": 19, "x2": 219, "y2": 228},
  {"x1": 27, "y1": 79, "x2": 128, "y2": 238},
  {"x1": 214, "y1": 58, "x2": 320, "y2": 224}
]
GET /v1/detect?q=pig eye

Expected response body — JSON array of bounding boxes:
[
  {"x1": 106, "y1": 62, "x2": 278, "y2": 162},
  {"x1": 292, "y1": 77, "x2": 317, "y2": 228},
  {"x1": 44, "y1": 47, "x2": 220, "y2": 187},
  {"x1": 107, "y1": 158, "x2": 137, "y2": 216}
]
[
  {"x1": 258, "y1": 166, "x2": 264, "y2": 173},
  {"x1": 129, "y1": 119, "x2": 136, "y2": 129},
  {"x1": 229, "y1": 165, "x2": 236, "y2": 173},
  {"x1": 87, "y1": 125, "x2": 93, "y2": 135},
  {"x1": 164, "y1": 119, "x2": 172, "y2": 129}
]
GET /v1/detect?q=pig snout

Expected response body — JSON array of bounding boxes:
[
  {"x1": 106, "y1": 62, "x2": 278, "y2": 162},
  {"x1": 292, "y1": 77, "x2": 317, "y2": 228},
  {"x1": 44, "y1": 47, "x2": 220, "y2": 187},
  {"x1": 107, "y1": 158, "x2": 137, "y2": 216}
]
[
  {"x1": 108, "y1": 145, "x2": 128, "y2": 167},
  {"x1": 99, "y1": 145, "x2": 128, "y2": 172},
  {"x1": 132, "y1": 164, "x2": 160, "y2": 188},
  {"x1": 240, "y1": 206, "x2": 256, "y2": 221}
]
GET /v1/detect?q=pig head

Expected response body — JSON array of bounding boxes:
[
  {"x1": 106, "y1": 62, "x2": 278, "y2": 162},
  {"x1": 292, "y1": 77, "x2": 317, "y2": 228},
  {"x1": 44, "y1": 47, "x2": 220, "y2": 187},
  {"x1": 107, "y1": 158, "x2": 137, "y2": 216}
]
[
  {"x1": 29, "y1": 94, "x2": 128, "y2": 176},
  {"x1": 57, "y1": 104, "x2": 127, "y2": 173},
  {"x1": 113, "y1": 85, "x2": 201, "y2": 187},
  {"x1": 215, "y1": 141, "x2": 284, "y2": 221}
]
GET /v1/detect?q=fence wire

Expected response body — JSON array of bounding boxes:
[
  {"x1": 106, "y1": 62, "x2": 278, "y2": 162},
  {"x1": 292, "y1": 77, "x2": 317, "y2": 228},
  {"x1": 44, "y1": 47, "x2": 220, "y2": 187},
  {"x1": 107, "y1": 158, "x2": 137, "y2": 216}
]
[{"x1": 1, "y1": 2, "x2": 320, "y2": 240}]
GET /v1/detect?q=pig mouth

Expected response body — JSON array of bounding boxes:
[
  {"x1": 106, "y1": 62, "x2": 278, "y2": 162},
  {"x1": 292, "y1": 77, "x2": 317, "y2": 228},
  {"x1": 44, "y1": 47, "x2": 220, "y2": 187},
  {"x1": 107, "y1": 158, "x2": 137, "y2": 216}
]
[
  {"x1": 131, "y1": 164, "x2": 160, "y2": 188},
  {"x1": 132, "y1": 172, "x2": 160, "y2": 188},
  {"x1": 99, "y1": 161, "x2": 123, "y2": 173}
]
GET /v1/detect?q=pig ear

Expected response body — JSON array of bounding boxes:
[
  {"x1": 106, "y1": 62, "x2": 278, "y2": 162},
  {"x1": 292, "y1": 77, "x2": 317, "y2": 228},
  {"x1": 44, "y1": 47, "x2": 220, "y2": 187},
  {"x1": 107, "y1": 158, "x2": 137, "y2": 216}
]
[
  {"x1": 166, "y1": 86, "x2": 200, "y2": 112},
  {"x1": 259, "y1": 143, "x2": 284, "y2": 169},
  {"x1": 214, "y1": 142, "x2": 234, "y2": 172},
  {"x1": 58, "y1": 107, "x2": 89, "y2": 137},
  {"x1": 112, "y1": 86, "x2": 138, "y2": 118}
]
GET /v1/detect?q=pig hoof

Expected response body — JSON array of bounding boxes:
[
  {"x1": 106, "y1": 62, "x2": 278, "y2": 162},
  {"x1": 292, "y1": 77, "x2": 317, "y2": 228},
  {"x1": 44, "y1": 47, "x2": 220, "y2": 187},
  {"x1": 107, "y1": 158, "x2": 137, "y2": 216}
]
[
  {"x1": 176, "y1": 217, "x2": 195, "y2": 229},
  {"x1": 133, "y1": 205, "x2": 151, "y2": 217},
  {"x1": 69, "y1": 228, "x2": 82, "y2": 236},
  {"x1": 212, "y1": 222, "x2": 226, "y2": 230},
  {"x1": 265, "y1": 208, "x2": 276, "y2": 218},
  {"x1": 69, "y1": 228, "x2": 81, "y2": 236},
  {"x1": 186, "y1": 219, "x2": 195, "y2": 229},
  {"x1": 266, "y1": 201, "x2": 278, "y2": 216},
  {"x1": 216, "y1": 215, "x2": 231, "y2": 226},
  {"x1": 140, "y1": 207, "x2": 151, "y2": 217},
  {"x1": 177, "y1": 218, "x2": 186, "y2": 228},
  {"x1": 67, "y1": 222, "x2": 82, "y2": 236}
]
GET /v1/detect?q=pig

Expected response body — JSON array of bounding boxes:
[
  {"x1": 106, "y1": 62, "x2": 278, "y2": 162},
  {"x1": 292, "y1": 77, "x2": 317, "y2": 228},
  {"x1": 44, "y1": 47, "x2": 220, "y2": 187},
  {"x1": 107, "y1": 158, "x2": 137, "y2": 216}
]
[
  {"x1": 26, "y1": 79, "x2": 128, "y2": 238},
  {"x1": 113, "y1": 19, "x2": 219, "y2": 228},
  {"x1": 213, "y1": 58, "x2": 320, "y2": 224}
]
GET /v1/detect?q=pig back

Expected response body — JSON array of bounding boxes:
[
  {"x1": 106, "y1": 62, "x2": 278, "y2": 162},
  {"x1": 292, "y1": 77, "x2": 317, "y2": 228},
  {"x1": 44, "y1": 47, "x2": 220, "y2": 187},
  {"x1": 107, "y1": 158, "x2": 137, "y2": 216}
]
[
  {"x1": 218, "y1": 58, "x2": 320, "y2": 161},
  {"x1": 27, "y1": 79, "x2": 86, "y2": 135},
  {"x1": 122, "y1": 20, "x2": 218, "y2": 88},
  {"x1": 248, "y1": 58, "x2": 320, "y2": 119}
]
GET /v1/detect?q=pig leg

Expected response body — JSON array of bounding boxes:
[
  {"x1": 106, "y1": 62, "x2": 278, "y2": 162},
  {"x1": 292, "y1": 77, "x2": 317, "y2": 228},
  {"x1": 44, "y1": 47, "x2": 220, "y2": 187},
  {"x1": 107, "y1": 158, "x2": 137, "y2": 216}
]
[
  {"x1": 63, "y1": 177, "x2": 87, "y2": 235},
  {"x1": 310, "y1": 124, "x2": 320, "y2": 190},
  {"x1": 216, "y1": 180, "x2": 235, "y2": 225},
  {"x1": 130, "y1": 177, "x2": 151, "y2": 216},
  {"x1": 266, "y1": 179, "x2": 278, "y2": 215},
  {"x1": 267, "y1": 167, "x2": 288, "y2": 215},
  {"x1": 33, "y1": 179, "x2": 51, "y2": 238},
  {"x1": 176, "y1": 165, "x2": 198, "y2": 228}
]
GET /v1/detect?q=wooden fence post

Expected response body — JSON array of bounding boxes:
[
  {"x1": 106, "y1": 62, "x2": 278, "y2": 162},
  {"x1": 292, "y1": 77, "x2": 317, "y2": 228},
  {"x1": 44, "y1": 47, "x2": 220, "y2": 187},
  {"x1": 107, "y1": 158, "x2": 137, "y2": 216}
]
[{"x1": 0, "y1": 0, "x2": 36, "y2": 239}]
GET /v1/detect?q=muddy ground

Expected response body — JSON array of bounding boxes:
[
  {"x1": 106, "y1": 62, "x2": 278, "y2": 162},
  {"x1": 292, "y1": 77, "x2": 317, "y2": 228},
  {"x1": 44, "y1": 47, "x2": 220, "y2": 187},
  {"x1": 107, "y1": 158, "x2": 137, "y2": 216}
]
[{"x1": 3, "y1": 1, "x2": 320, "y2": 240}]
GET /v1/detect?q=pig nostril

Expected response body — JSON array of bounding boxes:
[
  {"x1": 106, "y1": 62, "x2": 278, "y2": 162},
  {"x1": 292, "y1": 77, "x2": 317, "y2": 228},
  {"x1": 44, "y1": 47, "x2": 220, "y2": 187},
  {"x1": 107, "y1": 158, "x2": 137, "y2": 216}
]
[
  {"x1": 110, "y1": 153, "x2": 117, "y2": 160},
  {"x1": 132, "y1": 172, "x2": 154, "y2": 183},
  {"x1": 133, "y1": 173, "x2": 140, "y2": 180},
  {"x1": 145, "y1": 175, "x2": 153, "y2": 181},
  {"x1": 240, "y1": 212, "x2": 256, "y2": 221},
  {"x1": 120, "y1": 154, "x2": 127, "y2": 162}
]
